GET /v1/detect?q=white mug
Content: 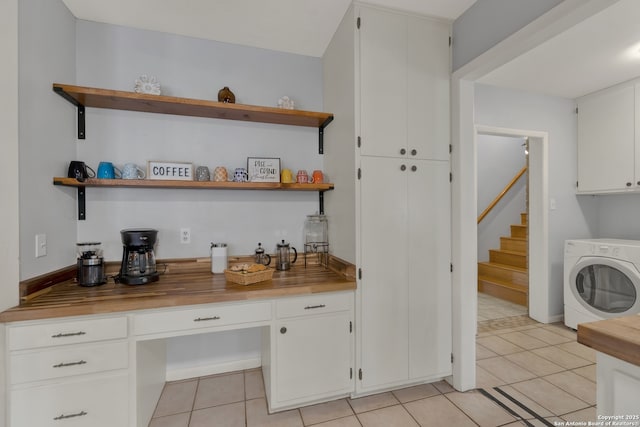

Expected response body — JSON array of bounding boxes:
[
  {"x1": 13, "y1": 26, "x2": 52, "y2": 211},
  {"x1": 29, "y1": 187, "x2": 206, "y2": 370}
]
[{"x1": 122, "y1": 163, "x2": 146, "y2": 180}]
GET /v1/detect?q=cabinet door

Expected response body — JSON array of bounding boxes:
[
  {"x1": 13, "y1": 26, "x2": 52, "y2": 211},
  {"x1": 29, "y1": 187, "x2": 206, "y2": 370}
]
[
  {"x1": 275, "y1": 313, "x2": 352, "y2": 403},
  {"x1": 359, "y1": 156, "x2": 409, "y2": 389},
  {"x1": 359, "y1": 6, "x2": 408, "y2": 158},
  {"x1": 408, "y1": 17, "x2": 450, "y2": 161},
  {"x1": 407, "y1": 160, "x2": 452, "y2": 379},
  {"x1": 577, "y1": 84, "x2": 635, "y2": 193}
]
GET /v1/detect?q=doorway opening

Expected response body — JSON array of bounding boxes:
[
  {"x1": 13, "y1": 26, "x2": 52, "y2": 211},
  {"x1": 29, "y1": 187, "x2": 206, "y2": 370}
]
[
  {"x1": 476, "y1": 134, "x2": 529, "y2": 331},
  {"x1": 475, "y1": 126, "x2": 549, "y2": 329}
]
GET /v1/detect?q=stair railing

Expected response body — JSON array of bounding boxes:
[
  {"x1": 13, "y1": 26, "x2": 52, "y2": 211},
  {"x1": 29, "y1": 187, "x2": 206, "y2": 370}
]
[{"x1": 477, "y1": 166, "x2": 527, "y2": 224}]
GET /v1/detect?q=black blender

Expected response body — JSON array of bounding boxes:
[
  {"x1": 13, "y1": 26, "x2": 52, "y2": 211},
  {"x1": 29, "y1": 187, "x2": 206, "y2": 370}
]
[{"x1": 118, "y1": 229, "x2": 160, "y2": 285}]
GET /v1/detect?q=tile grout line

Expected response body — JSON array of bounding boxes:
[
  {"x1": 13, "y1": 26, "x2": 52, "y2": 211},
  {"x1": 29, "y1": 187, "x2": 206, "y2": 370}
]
[{"x1": 493, "y1": 386, "x2": 555, "y2": 427}]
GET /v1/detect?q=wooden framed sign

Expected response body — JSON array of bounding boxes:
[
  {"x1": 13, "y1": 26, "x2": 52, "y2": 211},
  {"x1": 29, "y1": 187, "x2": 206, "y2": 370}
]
[
  {"x1": 247, "y1": 157, "x2": 280, "y2": 182},
  {"x1": 147, "y1": 161, "x2": 193, "y2": 181}
]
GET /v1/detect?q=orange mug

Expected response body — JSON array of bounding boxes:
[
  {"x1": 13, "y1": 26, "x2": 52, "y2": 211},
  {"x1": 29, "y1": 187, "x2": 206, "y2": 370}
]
[{"x1": 311, "y1": 170, "x2": 323, "y2": 184}]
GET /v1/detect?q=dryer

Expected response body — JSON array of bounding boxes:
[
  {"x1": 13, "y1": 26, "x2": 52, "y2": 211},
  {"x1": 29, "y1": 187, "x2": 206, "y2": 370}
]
[{"x1": 564, "y1": 239, "x2": 640, "y2": 329}]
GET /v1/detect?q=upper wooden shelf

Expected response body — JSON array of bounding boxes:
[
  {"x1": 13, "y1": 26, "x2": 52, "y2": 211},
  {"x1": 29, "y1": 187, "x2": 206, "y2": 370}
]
[
  {"x1": 52, "y1": 83, "x2": 334, "y2": 152},
  {"x1": 53, "y1": 177, "x2": 334, "y2": 192}
]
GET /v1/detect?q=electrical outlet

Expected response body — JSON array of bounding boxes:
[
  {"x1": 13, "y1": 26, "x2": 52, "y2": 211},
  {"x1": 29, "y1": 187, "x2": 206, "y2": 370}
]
[
  {"x1": 35, "y1": 234, "x2": 47, "y2": 258},
  {"x1": 180, "y1": 228, "x2": 191, "y2": 244}
]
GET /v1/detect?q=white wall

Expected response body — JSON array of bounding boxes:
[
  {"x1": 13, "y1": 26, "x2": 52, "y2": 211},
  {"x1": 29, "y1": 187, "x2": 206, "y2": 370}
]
[
  {"x1": 592, "y1": 194, "x2": 640, "y2": 239},
  {"x1": 0, "y1": 0, "x2": 19, "y2": 424},
  {"x1": 18, "y1": 0, "x2": 77, "y2": 280},
  {"x1": 474, "y1": 83, "x2": 598, "y2": 317},
  {"x1": 477, "y1": 135, "x2": 526, "y2": 262},
  {"x1": 74, "y1": 21, "x2": 324, "y2": 262}
]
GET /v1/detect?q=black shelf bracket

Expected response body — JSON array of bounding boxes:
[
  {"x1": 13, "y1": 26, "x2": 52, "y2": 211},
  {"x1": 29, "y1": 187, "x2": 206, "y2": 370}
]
[
  {"x1": 53, "y1": 86, "x2": 86, "y2": 139},
  {"x1": 77, "y1": 187, "x2": 86, "y2": 220},
  {"x1": 319, "y1": 191, "x2": 325, "y2": 215},
  {"x1": 318, "y1": 116, "x2": 334, "y2": 154}
]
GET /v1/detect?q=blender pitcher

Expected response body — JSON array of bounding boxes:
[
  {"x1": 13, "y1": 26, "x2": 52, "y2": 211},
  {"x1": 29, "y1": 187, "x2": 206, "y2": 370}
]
[{"x1": 275, "y1": 240, "x2": 297, "y2": 271}]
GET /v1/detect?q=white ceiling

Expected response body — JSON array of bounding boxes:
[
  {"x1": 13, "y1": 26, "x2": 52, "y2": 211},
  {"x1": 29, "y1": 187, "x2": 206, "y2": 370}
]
[
  {"x1": 478, "y1": 0, "x2": 640, "y2": 99},
  {"x1": 60, "y1": 0, "x2": 476, "y2": 58}
]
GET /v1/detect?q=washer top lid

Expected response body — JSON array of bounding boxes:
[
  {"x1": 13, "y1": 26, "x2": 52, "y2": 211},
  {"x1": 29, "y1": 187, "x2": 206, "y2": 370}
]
[{"x1": 566, "y1": 238, "x2": 640, "y2": 248}]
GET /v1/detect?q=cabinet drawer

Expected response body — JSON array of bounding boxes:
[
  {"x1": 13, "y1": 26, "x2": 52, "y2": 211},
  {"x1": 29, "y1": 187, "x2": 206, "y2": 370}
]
[
  {"x1": 134, "y1": 301, "x2": 272, "y2": 336},
  {"x1": 9, "y1": 316, "x2": 127, "y2": 350},
  {"x1": 11, "y1": 373, "x2": 129, "y2": 427},
  {"x1": 10, "y1": 340, "x2": 129, "y2": 385},
  {"x1": 276, "y1": 292, "x2": 353, "y2": 319}
]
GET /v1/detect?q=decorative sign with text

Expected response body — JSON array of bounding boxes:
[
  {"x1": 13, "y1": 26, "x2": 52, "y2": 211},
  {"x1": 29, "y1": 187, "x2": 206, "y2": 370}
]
[
  {"x1": 147, "y1": 161, "x2": 193, "y2": 181},
  {"x1": 247, "y1": 157, "x2": 281, "y2": 183}
]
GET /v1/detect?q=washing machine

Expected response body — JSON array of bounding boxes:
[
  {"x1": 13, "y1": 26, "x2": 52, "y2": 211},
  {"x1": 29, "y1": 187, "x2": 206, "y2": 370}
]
[{"x1": 564, "y1": 239, "x2": 640, "y2": 329}]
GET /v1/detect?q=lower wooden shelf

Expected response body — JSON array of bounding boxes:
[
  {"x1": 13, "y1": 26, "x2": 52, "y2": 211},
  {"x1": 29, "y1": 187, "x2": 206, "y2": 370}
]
[
  {"x1": 53, "y1": 177, "x2": 334, "y2": 220},
  {"x1": 53, "y1": 177, "x2": 334, "y2": 191}
]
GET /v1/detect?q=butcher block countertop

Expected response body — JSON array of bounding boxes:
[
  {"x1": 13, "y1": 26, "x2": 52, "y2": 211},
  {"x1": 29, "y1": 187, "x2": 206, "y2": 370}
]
[
  {"x1": 577, "y1": 315, "x2": 640, "y2": 367},
  {"x1": 0, "y1": 258, "x2": 356, "y2": 323}
]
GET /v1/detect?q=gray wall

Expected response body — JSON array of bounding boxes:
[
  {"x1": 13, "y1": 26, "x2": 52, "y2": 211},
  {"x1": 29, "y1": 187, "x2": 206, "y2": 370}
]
[
  {"x1": 74, "y1": 21, "x2": 324, "y2": 262},
  {"x1": 592, "y1": 195, "x2": 640, "y2": 239},
  {"x1": 474, "y1": 83, "x2": 598, "y2": 317},
  {"x1": 71, "y1": 20, "x2": 325, "y2": 375},
  {"x1": 452, "y1": 0, "x2": 563, "y2": 71},
  {"x1": 477, "y1": 135, "x2": 527, "y2": 262},
  {"x1": 19, "y1": 0, "x2": 76, "y2": 280}
]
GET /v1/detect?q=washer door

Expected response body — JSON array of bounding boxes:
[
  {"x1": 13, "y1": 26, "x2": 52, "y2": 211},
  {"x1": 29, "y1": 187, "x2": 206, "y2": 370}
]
[{"x1": 570, "y1": 257, "x2": 640, "y2": 318}]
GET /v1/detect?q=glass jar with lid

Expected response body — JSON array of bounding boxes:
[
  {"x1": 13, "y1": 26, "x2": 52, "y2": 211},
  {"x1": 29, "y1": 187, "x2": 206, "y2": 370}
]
[{"x1": 304, "y1": 214, "x2": 328, "y2": 246}]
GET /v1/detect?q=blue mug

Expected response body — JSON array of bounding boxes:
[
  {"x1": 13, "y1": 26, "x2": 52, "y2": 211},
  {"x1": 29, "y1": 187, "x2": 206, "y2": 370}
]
[{"x1": 97, "y1": 162, "x2": 121, "y2": 179}]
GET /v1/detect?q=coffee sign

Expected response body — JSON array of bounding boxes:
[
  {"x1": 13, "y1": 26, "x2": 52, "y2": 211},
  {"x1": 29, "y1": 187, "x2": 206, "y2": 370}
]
[
  {"x1": 248, "y1": 157, "x2": 280, "y2": 183},
  {"x1": 147, "y1": 161, "x2": 193, "y2": 181}
]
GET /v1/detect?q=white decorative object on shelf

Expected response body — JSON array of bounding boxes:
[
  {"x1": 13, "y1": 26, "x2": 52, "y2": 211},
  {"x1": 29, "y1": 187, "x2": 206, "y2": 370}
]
[
  {"x1": 134, "y1": 75, "x2": 161, "y2": 95},
  {"x1": 277, "y1": 96, "x2": 295, "y2": 110}
]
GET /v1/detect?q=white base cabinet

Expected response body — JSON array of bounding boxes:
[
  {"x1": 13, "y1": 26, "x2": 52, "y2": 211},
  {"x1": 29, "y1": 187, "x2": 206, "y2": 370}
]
[
  {"x1": 5, "y1": 314, "x2": 130, "y2": 427},
  {"x1": 263, "y1": 292, "x2": 354, "y2": 412},
  {"x1": 596, "y1": 352, "x2": 640, "y2": 417}
]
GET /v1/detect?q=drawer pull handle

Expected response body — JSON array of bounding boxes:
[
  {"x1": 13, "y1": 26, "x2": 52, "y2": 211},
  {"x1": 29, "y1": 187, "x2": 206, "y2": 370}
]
[
  {"x1": 51, "y1": 331, "x2": 86, "y2": 338},
  {"x1": 53, "y1": 360, "x2": 87, "y2": 368},
  {"x1": 304, "y1": 304, "x2": 326, "y2": 310},
  {"x1": 54, "y1": 411, "x2": 87, "y2": 421},
  {"x1": 194, "y1": 316, "x2": 220, "y2": 322}
]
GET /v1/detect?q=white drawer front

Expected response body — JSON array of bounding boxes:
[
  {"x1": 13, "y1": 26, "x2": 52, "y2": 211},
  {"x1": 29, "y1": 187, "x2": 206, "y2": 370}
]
[
  {"x1": 276, "y1": 292, "x2": 353, "y2": 319},
  {"x1": 9, "y1": 316, "x2": 128, "y2": 350},
  {"x1": 11, "y1": 373, "x2": 129, "y2": 427},
  {"x1": 10, "y1": 341, "x2": 129, "y2": 385},
  {"x1": 134, "y1": 301, "x2": 272, "y2": 336}
]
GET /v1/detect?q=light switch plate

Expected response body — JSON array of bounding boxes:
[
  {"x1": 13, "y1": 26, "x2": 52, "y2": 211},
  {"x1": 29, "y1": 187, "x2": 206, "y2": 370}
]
[{"x1": 35, "y1": 234, "x2": 47, "y2": 258}]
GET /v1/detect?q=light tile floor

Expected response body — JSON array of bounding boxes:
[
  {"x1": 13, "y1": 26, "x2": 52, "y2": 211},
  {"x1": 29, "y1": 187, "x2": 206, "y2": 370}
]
[{"x1": 150, "y1": 294, "x2": 596, "y2": 426}]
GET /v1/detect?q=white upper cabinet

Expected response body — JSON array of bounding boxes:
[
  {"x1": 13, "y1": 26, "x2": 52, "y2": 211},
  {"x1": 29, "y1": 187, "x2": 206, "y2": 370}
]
[
  {"x1": 359, "y1": 7, "x2": 450, "y2": 160},
  {"x1": 577, "y1": 82, "x2": 636, "y2": 193}
]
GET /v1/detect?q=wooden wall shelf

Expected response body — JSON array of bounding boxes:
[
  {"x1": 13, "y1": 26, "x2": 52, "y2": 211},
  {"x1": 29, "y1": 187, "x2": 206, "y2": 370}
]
[
  {"x1": 53, "y1": 83, "x2": 334, "y2": 153},
  {"x1": 53, "y1": 178, "x2": 334, "y2": 220},
  {"x1": 53, "y1": 177, "x2": 334, "y2": 191}
]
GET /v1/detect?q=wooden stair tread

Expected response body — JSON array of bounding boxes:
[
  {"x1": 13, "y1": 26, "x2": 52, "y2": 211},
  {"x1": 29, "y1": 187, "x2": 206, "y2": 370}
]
[
  {"x1": 478, "y1": 261, "x2": 527, "y2": 273},
  {"x1": 478, "y1": 275, "x2": 528, "y2": 291},
  {"x1": 489, "y1": 249, "x2": 527, "y2": 256}
]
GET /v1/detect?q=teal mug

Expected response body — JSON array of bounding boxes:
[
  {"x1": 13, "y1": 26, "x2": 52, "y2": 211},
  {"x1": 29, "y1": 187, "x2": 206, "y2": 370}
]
[{"x1": 97, "y1": 162, "x2": 121, "y2": 179}]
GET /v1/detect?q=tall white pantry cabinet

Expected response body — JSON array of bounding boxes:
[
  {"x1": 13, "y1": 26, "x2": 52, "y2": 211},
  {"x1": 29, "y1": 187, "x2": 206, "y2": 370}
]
[{"x1": 323, "y1": 3, "x2": 452, "y2": 395}]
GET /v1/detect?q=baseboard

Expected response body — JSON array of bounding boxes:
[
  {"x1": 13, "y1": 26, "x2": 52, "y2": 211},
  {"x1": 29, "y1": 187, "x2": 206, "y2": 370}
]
[
  {"x1": 546, "y1": 314, "x2": 564, "y2": 324},
  {"x1": 166, "y1": 357, "x2": 262, "y2": 382}
]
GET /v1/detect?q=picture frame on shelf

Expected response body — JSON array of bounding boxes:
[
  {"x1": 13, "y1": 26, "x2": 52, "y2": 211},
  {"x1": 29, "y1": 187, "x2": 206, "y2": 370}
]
[{"x1": 247, "y1": 157, "x2": 281, "y2": 183}]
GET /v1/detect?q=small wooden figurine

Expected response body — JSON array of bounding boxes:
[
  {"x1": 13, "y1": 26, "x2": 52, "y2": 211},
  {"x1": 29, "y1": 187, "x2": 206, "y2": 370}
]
[{"x1": 218, "y1": 86, "x2": 236, "y2": 103}]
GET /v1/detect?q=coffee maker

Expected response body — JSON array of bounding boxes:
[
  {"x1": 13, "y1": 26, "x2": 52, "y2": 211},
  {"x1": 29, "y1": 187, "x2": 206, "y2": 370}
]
[
  {"x1": 118, "y1": 229, "x2": 159, "y2": 285},
  {"x1": 76, "y1": 242, "x2": 105, "y2": 287}
]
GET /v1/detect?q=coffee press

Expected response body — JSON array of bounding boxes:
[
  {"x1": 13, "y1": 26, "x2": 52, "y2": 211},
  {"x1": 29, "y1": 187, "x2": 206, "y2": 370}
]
[
  {"x1": 118, "y1": 229, "x2": 160, "y2": 285},
  {"x1": 275, "y1": 240, "x2": 297, "y2": 271},
  {"x1": 76, "y1": 242, "x2": 106, "y2": 287}
]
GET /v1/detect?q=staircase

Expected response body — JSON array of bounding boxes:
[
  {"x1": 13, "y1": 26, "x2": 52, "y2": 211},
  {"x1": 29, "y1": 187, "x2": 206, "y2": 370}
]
[{"x1": 478, "y1": 212, "x2": 528, "y2": 306}]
